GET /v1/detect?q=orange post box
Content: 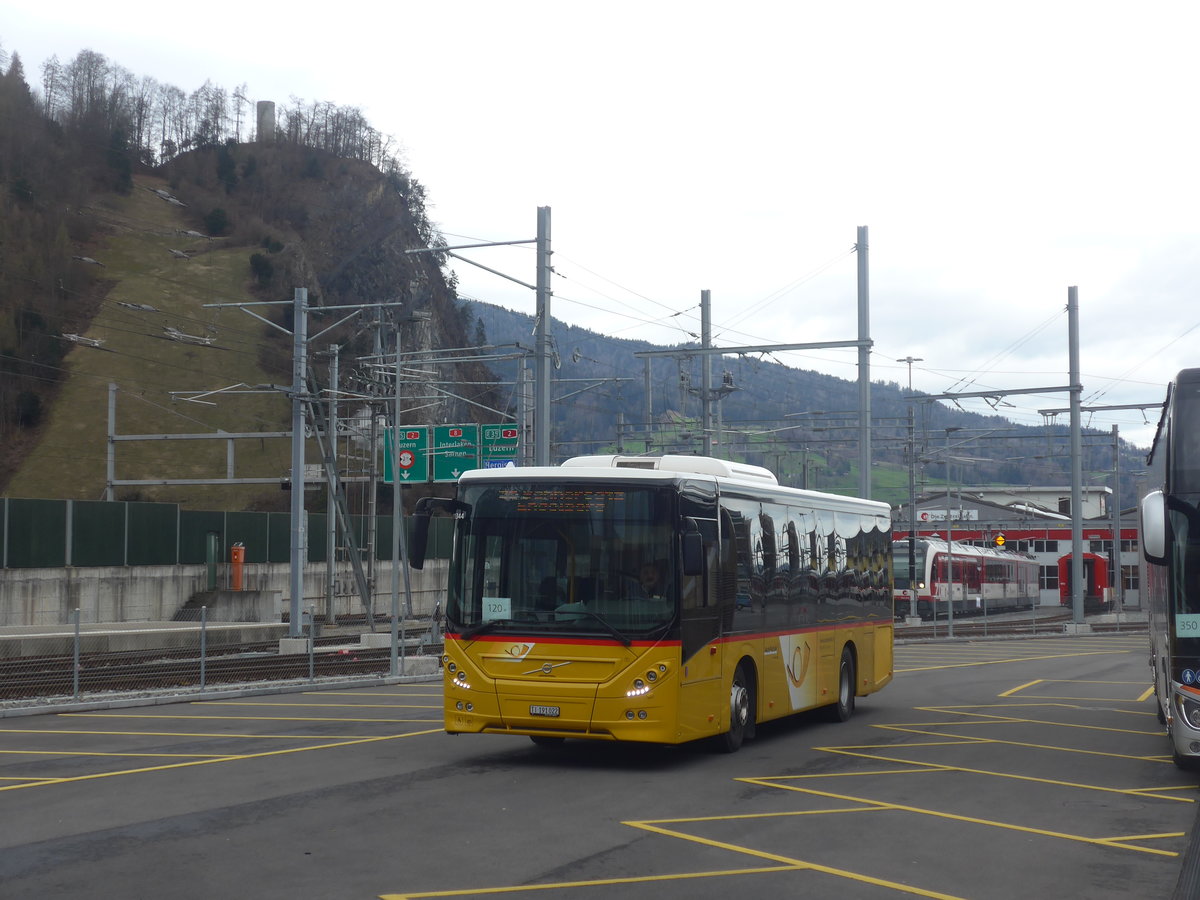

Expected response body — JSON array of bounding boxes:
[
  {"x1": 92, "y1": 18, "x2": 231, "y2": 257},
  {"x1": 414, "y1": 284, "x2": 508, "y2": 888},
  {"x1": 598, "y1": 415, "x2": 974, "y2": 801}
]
[{"x1": 230, "y1": 543, "x2": 245, "y2": 591}]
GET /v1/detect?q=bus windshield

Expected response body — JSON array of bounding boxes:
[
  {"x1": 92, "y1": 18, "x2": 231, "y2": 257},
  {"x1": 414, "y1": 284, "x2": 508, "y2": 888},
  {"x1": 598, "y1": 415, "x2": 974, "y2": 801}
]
[
  {"x1": 1176, "y1": 378, "x2": 1200, "y2": 494},
  {"x1": 447, "y1": 482, "x2": 677, "y2": 639}
]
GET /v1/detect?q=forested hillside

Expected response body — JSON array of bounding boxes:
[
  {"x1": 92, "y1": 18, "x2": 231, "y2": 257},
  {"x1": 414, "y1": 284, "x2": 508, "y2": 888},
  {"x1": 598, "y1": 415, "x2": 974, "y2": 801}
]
[
  {"x1": 0, "y1": 46, "x2": 498, "y2": 508},
  {"x1": 465, "y1": 301, "x2": 1150, "y2": 509}
]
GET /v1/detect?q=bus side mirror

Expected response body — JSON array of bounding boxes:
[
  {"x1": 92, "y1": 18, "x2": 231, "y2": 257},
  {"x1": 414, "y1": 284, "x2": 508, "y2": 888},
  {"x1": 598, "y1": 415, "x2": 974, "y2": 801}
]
[
  {"x1": 1141, "y1": 490, "x2": 1167, "y2": 565},
  {"x1": 409, "y1": 510, "x2": 430, "y2": 570},
  {"x1": 409, "y1": 496, "x2": 469, "y2": 569},
  {"x1": 681, "y1": 518, "x2": 704, "y2": 576}
]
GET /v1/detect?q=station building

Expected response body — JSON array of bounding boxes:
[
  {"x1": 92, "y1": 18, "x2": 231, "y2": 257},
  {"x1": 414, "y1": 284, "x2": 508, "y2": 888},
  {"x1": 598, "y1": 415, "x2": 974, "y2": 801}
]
[{"x1": 892, "y1": 484, "x2": 1140, "y2": 609}]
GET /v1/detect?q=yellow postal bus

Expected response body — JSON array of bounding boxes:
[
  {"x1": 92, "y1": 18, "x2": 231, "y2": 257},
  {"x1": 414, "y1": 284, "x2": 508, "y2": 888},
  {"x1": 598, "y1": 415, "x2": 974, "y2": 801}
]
[{"x1": 410, "y1": 455, "x2": 893, "y2": 751}]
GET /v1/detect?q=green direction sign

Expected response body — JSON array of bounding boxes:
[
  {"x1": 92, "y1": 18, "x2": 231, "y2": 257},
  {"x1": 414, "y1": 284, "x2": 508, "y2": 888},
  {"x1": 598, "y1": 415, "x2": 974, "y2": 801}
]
[
  {"x1": 383, "y1": 426, "x2": 429, "y2": 483},
  {"x1": 481, "y1": 424, "x2": 520, "y2": 469},
  {"x1": 432, "y1": 424, "x2": 480, "y2": 482}
]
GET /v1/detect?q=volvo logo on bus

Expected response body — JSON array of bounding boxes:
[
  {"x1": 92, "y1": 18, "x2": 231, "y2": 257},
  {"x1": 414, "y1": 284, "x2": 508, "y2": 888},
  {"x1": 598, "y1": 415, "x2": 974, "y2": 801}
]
[{"x1": 524, "y1": 661, "x2": 572, "y2": 676}]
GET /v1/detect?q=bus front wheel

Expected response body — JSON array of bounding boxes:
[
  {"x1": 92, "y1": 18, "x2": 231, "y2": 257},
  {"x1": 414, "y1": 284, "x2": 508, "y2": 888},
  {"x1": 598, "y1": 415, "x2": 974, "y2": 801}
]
[{"x1": 718, "y1": 663, "x2": 754, "y2": 753}]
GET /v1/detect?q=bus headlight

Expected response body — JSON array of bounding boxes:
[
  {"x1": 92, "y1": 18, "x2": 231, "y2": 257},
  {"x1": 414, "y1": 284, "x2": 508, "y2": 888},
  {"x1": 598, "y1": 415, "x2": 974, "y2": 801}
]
[
  {"x1": 627, "y1": 677, "x2": 650, "y2": 698},
  {"x1": 1176, "y1": 693, "x2": 1200, "y2": 729}
]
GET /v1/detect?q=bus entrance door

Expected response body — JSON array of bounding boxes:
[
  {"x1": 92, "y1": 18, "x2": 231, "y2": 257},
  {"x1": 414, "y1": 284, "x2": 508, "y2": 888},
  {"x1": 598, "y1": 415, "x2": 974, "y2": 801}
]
[{"x1": 676, "y1": 562, "x2": 724, "y2": 740}]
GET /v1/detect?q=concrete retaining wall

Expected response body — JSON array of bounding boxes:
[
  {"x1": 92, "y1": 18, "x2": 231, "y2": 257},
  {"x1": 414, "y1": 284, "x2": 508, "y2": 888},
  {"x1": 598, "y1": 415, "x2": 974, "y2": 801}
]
[{"x1": 0, "y1": 559, "x2": 449, "y2": 627}]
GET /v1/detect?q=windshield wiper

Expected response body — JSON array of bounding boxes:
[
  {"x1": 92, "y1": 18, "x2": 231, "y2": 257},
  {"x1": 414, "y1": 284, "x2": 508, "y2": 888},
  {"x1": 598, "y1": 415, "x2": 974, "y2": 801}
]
[
  {"x1": 459, "y1": 619, "x2": 506, "y2": 641},
  {"x1": 561, "y1": 609, "x2": 632, "y2": 647}
]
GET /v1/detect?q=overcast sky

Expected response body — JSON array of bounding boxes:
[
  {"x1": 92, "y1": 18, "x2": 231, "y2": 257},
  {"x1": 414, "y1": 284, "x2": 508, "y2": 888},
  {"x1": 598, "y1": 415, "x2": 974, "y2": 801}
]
[{"x1": 4, "y1": 1, "x2": 1197, "y2": 448}]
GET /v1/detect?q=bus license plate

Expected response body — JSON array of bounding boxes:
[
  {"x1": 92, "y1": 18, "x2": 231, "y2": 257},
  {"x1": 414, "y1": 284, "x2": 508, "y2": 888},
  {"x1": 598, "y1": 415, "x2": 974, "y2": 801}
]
[{"x1": 529, "y1": 705, "x2": 560, "y2": 717}]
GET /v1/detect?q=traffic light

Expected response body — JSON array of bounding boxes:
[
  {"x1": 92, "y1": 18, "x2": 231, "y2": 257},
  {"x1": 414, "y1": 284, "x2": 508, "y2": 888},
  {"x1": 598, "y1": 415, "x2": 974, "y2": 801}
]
[{"x1": 993, "y1": 532, "x2": 1006, "y2": 548}]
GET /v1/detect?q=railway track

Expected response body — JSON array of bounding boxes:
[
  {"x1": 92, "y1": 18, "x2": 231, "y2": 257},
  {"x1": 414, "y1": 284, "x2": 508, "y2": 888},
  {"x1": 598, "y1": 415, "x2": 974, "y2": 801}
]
[{"x1": 0, "y1": 638, "x2": 444, "y2": 702}]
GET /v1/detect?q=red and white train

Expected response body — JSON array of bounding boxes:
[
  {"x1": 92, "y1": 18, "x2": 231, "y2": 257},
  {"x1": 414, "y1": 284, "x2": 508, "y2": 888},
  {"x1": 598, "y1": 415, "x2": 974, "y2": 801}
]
[
  {"x1": 893, "y1": 537, "x2": 1040, "y2": 619},
  {"x1": 1056, "y1": 551, "x2": 1112, "y2": 612}
]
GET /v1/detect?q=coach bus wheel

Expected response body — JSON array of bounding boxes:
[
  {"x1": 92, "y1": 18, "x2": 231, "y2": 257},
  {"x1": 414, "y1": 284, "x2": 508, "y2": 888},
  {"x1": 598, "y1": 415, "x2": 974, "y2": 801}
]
[
  {"x1": 529, "y1": 735, "x2": 565, "y2": 748},
  {"x1": 828, "y1": 647, "x2": 856, "y2": 722},
  {"x1": 1173, "y1": 745, "x2": 1200, "y2": 771},
  {"x1": 719, "y1": 663, "x2": 754, "y2": 753}
]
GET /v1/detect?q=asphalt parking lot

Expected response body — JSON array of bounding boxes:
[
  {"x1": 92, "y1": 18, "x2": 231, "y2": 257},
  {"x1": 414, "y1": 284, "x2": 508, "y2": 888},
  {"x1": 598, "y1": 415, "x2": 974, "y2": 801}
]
[{"x1": 1, "y1": 632, "x2": 1194, "y2": 899}]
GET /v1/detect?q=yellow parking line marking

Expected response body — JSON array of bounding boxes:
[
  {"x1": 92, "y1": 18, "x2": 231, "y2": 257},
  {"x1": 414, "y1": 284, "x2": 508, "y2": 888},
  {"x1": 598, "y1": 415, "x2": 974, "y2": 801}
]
[
  {"x1": 641, "y1": 807, "x2": 886, "y2": 824},
  {"x1": 380, "y1": 866, "x2": 815, "y2": 900},
  {"x1": 815, "y1": 741, "x2": 1192, "y2": 803},
  {"x1": 882, "y1": 714, "x2": 1165, "y2": 745},
  {"x1": 0, "y1": 749, "x2": 229, "y2": 758},
  {"x1": 1138, "y1": 686, "x2": 1156, "y2": 702},
  {"x1": 752, "y1": 766, "x2": 945, "y2": 778},
  {"x1": 905, "y1": 704, "x2": 1165, "y2": 737},
  {"x1": 877, "y1": 723, "x2": 1164, "y2": 753},
  {"x1": 1103, "y1": 831, "x2": 1186, "y2": 843},
  {"x1": 1129, "y1": 785, "x2": 1197, "y2": 796},
  {"x1": 626, "y1": 820, "x2": 967, "y2": 899},
  {"x1": 1013, "y1": 694, "x2": 1152, "y2": 703},
  {"x1": 1000, "y1": 679, "x2": 1042, "y2": 697},
  {"x1": 735, "y1": 777, "x2": 1180, "y2": 857},
  {"x1": 0, "y1": 728, "x2": 443, "y2": 793}
]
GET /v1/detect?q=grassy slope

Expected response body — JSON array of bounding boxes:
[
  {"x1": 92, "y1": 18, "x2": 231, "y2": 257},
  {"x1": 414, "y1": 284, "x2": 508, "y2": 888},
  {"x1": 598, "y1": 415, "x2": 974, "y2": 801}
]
[{"x1": 7, "y1": 174, "x2": 296, "y2": 509}]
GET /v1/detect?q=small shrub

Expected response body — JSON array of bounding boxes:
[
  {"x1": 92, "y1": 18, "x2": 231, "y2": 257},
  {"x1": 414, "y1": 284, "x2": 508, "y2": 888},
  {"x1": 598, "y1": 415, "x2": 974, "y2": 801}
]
[
  {"x1": 249, "y1": 252, "x2": 274, "y2": 286},
  {"x1": 16, "y1": 390, "x2": 42, "y2": 427},
  {"x1": 204, "y1": 207, "x2": 230, "y2": 236}
]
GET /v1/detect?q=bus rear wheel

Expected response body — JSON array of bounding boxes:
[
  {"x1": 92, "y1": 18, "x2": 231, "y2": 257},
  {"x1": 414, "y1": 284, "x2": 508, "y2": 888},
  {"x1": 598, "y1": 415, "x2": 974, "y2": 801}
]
[{"x1": 718, "y1": 663, "x2": 754, "y2": 753}]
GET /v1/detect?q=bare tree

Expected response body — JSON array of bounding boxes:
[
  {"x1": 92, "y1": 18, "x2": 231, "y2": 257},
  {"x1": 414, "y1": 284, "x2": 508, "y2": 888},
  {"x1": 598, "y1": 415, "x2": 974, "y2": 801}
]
[
  {"x1": 129, "y1": 74, "x2": 158, "y2": 163},
  {"x1": 232, "y1": 82, "x2": 248, "y2": 142},
  {"x1": 64, "y1": 49, "x2": 109, "y2": 126},
  {"x1": 189, "y1": 80, "x2": 227, "y2": 147},
  {"x1": 40, "y1": 54, "x2": 63, "y2": 119},
  {"x1": 156, "y1": 82, "x2": 186, "y2": 161}
]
